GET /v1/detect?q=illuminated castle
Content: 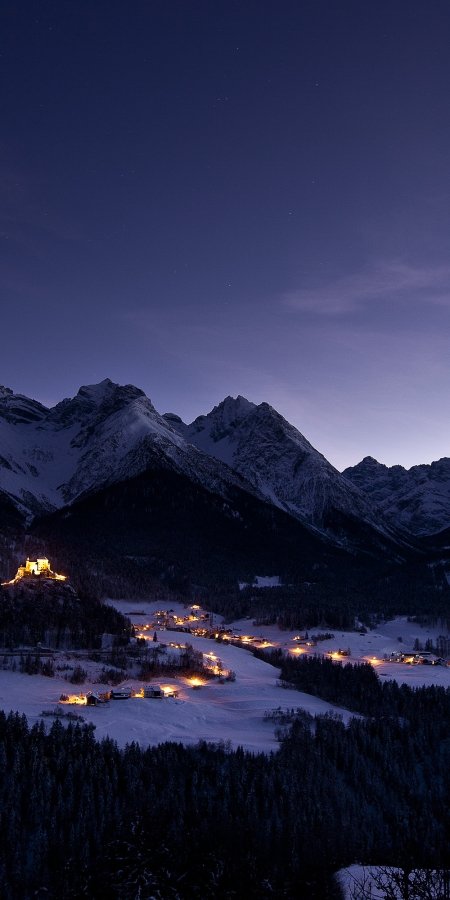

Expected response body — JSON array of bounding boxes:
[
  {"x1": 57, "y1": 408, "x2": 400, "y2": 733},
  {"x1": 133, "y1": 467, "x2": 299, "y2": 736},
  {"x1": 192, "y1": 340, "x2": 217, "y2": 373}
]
[{"x1": 2, "y1": 557, "x2": 66, "y2": 585}]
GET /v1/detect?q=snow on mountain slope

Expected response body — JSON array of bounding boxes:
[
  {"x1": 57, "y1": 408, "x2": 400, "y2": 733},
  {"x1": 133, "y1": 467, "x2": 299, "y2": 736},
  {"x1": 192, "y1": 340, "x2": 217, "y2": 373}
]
[
  {"x1": 343, "y1": 456, "x2": 450, "y2": 536},
  {"x1": 165, "y1": 397, "x2": 402, "y2": 544},
  {"x1": 0, "y1": 385, "x2": 79, "y2": 516},
  {"x1": 0, "y1": 381, "x2": 263, "y2": 520},
  {"x1": 164, "y1": 396, "x2": 257, "y2": 467},
  {"x1": 0, "y1": 380, "x2": 423, "y2": 547}
]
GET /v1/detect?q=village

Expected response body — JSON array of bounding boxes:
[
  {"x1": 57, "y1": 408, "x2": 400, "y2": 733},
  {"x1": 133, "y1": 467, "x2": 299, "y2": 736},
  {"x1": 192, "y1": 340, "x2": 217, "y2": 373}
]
[{"x1": 3, "y1": 559, "x2": 450, "y2": 751}]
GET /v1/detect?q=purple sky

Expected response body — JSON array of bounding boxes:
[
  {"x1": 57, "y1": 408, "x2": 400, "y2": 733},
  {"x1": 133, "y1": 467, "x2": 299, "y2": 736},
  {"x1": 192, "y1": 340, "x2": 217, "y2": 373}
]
[{"x1": 1, "y1": 1, "x2": 450, "y2": 470}]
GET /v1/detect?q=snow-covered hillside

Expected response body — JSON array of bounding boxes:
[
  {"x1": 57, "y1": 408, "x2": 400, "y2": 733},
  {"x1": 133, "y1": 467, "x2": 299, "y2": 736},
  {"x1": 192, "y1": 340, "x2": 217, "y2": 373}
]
[
  {"x1": 0, "y1": 381, "x2": 263, "y2": 520},
  {"x1": 165, "y1": 396, "x2": 403, "y2": 544},
  {"x1": 343, "y1": 455, "x2": 450, "y2": 535},
  {"x1": 2, "y1": 379, "x2": 437, "y2": 548}
]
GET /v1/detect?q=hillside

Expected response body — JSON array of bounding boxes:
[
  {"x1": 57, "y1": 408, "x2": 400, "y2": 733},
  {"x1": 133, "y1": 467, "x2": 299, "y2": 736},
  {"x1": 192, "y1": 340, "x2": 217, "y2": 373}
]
[
  {"x1": 165, "y1": 396, "x2": 408, "y2": 548},
  {"x1": 0, "y1": 379, "x2": 449, "y2": 617}
]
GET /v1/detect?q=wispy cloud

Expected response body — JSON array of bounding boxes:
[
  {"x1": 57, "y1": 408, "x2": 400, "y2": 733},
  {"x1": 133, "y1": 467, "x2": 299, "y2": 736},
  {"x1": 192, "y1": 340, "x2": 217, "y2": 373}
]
[{"x1": 284, "y1": 262, "x2": 450, "y2": 315}]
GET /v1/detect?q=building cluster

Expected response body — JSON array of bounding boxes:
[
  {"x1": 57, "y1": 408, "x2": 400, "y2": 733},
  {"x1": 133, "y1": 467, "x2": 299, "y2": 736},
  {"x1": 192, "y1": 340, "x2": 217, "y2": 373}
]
[
  {"x1": 388, "y1": 650, "x2": 448, "y2": 666},
  {"x1": 60, "y1": 684, "x2": 179, "y2": 706},
  {"x1": 2, "y1": 557, "x2": 66, "y2": 586}
]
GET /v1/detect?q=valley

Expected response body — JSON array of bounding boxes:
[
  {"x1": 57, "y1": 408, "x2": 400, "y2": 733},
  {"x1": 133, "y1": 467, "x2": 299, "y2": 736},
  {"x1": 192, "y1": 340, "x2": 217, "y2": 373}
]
[
  {"x1": 2, "y1": 593, "x2": 450, "y2": 754},
  {"x1": 2, "y1": 380, "x2": 450, "y2": 896}
]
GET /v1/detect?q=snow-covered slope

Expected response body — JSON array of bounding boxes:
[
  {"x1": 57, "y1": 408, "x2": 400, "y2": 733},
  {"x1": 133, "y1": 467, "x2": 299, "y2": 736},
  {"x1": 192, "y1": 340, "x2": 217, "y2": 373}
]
[
  {"x1": 343, "y1": 456, "x2": 450, "y2": 536},
  {"x1": 164, "y1": 397, "x2": 403, "y2": 545},
  {"x1": 0, "y1": 380, "x2": 424, "y2": 548},
  {"x1": 0, "y1": 381, "x2": 263, "y2": 520}
]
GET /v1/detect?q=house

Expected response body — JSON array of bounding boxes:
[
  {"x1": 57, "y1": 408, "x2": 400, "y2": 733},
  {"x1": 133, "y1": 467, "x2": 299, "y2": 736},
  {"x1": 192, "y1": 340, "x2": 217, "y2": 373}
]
[
  {"x1": 86, "y1": 692, "x2": 99, "y2": 706},
  {"x1": 86, "y1": 691, "x2": 109, "y2": 706},
  {"x1": 144, "y1": 684, "x2": 164, "y2": 698},
  {"x1": 111, "y1": 687, "x2": 132, "y2": 699}
]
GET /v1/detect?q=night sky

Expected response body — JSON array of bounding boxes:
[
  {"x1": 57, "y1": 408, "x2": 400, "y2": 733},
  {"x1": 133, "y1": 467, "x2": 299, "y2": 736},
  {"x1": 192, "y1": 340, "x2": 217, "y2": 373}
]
[{"x1": 1, "y1": 1, "x2": 450, "y2": 469}]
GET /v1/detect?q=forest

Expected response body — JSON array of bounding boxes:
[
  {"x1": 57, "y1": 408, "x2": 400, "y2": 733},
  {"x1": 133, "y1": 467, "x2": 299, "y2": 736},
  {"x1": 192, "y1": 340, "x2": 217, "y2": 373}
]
[
  {"x1": 2, "y1": 656, "x2": 450, "y2": 898},
  {"x1": 0, "y1": 584, "x2": 131, "y2": 650}
]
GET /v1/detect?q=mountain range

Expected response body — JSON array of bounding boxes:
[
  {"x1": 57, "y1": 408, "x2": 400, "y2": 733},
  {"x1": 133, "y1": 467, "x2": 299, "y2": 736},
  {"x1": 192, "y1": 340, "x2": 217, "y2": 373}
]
[
  {"x1": 1, "y1": 378, "x2": 450, "y2": 607},
  {"x1": 344, "y1": 455, "x2": 450, "y2": 536}
]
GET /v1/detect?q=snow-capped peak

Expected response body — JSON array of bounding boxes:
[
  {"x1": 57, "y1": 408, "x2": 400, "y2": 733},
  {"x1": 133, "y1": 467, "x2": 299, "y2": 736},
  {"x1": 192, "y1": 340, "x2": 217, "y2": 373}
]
[
  {"x1": 0, "y1": 381, "x2": 265, "y2": 521},
  {"x1": 168, "y1": 397, "x2": 401, "y2": 544},
  {"x1": 343, "y1": 456, "x2": 450, "y2": 535},
  {"x1": 0, "y1": 386, "x2": 48, "y2": 425},
  {"x1": 0, "y1": 380, "x2": 421, "y2": 547},
  {"x1": 47, "y1": 379, "x2": 147, "y2": 432}
]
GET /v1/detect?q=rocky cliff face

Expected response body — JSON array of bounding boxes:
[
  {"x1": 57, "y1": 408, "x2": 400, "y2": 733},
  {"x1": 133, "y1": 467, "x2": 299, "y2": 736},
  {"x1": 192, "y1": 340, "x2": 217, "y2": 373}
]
[
  {"x1": 0, "y1": 380, "x2": 263, "y2": 520},
  {"x1": 0, "y1": 380, "x2": 431, "y2": 552},
  {"x1": 343, "y1": 456, "x2": 450, "y2": 536},
  {"x1": 165, "y1": 396, "x2": 405, "y2": 547}
]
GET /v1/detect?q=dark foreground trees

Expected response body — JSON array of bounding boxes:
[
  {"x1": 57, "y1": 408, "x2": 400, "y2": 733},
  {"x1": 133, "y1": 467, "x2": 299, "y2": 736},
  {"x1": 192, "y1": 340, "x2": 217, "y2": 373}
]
[
  {"x1": 348, "y1": 865, "x2": 450, "y2": 899},
  {"x1": 2, "y1": 670, "x2": 450, "y2": 900}
]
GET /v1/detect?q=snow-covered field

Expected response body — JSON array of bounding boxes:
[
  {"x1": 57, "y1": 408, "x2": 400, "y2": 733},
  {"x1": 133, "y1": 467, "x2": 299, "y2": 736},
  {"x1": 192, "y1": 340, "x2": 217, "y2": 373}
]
[
  {"x1": 0, "y1": 599, "x2": 352, "y2": 752},
  {"x1": 226, "y1": 612, "x2": 450, "y2": 688},
  {"x1": 337, "y1": 866, "x2": 385, "y2": 899},
  {"x1": 1, "y1": 602, "x2": 450, "y2": 752}
]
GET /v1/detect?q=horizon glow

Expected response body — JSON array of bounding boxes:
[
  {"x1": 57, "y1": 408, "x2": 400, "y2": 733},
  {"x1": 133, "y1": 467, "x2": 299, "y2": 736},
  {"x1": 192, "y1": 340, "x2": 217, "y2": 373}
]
[{"x1": 1, "y1": 2, "x2": 450, "y2": 471}]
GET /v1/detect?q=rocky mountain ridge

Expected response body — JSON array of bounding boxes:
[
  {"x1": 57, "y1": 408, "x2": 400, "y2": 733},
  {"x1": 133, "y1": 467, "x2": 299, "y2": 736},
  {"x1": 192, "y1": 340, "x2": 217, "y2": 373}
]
[
  {"x1": 165, "y1": 396, "x2": 405, "y2": 547},
  {"x1": 0, "y1": 379, "x2": 447, "y2": 557},
  {"x1": 0, "y1": 380, "x2": 266, "y2": 521},
  {"x1": 343, "y1": 455, "x2": 450, "y2": 536}
]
